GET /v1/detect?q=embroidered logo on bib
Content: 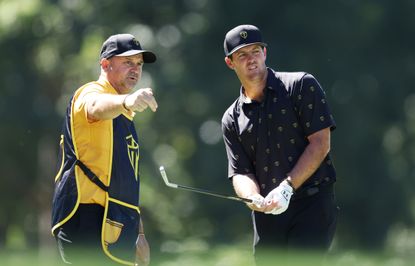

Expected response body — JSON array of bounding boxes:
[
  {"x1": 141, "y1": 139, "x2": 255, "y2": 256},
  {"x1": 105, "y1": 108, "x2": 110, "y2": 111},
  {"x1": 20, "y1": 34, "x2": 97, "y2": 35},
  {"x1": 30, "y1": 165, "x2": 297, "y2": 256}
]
[{"x1": 126, "y1": 135, "x2": 139, "y2": 180}]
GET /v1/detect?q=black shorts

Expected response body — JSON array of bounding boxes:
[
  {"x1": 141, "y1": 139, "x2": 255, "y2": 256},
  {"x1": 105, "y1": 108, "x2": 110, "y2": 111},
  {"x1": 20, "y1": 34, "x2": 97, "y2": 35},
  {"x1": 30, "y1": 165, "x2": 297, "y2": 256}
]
[
  {"x1": 253, "y1": 184, "x2": 338, "y2": 251},
  {"x1": 55, "y1": 204, "x2": 110, "y2": 264}
]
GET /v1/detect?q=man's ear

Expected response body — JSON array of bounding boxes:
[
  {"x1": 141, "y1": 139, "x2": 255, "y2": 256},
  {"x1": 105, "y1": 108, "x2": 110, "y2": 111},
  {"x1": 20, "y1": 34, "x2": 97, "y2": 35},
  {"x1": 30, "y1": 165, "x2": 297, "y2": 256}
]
[
  {"x1": 263, "y1": 47, "x2": 267, "y2": 59},
  {"x1": 100, "y1": 58, "x2": 110, "y2": 71},
  {"x1": 224, "y1": 56, "x2": 234, "y2": 70}
]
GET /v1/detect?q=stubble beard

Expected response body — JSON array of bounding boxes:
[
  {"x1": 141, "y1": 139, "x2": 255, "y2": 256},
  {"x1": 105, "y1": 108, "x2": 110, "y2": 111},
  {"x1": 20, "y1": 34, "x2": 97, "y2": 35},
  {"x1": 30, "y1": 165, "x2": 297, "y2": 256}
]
[{"x1": 245, "y1": 64, "x2": 266, "y2": 82}]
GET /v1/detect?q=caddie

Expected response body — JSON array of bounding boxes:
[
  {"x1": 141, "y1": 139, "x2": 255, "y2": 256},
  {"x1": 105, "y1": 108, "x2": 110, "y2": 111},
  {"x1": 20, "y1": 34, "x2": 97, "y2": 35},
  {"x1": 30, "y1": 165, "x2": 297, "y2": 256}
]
[{"x1": 51, "y1": 33, "x2": 157, "y2": 265}]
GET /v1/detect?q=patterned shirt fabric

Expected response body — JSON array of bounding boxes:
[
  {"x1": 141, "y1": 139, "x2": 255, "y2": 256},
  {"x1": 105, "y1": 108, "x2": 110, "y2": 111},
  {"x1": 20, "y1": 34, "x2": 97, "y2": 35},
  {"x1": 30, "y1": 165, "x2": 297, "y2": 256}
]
[{"x1": 222, "y1": 68, "x2": 336, "y2": 196}]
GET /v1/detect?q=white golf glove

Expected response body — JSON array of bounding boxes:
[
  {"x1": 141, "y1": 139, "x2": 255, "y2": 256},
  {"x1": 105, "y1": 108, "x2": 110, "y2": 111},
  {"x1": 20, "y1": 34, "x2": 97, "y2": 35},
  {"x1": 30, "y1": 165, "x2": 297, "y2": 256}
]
[
  {"x1": 264, "y1": 180, "x2": 294, "y2": 215},
  {"x1": 247, "y1": 194, "x2": 265, "y2": 208}
]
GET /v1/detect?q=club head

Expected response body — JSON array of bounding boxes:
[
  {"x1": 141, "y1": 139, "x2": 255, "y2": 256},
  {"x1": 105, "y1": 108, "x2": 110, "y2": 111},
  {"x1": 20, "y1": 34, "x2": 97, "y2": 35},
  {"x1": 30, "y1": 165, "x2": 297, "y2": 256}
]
[{"x1": 159, "y1": 166, "x2": 178, "y2": 188}]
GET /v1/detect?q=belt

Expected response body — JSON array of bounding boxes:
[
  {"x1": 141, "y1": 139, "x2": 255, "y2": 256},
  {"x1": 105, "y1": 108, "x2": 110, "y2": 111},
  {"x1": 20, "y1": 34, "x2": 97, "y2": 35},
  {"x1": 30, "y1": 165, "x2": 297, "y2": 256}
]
[{"x1": 291, "y1": 183, "x2": 334, "y2": 201}]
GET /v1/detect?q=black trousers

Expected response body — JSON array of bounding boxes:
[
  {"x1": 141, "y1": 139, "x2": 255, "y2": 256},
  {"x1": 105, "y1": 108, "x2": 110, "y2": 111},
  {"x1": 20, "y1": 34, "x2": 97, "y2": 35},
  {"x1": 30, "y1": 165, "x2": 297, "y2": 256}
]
[
  {"x1": 55, "y1": 204, "x2": 112, "y2": 265},
  {"x1": 253, "y1": 185, "x2": 338, "y2": 265}
]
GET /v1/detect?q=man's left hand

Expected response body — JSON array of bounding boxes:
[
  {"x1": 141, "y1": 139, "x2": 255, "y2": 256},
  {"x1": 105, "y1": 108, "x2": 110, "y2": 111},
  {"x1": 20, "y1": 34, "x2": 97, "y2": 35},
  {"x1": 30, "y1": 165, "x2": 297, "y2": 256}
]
[{"x1": 264, "y1": 180, "x2": 294, "y2": 215}]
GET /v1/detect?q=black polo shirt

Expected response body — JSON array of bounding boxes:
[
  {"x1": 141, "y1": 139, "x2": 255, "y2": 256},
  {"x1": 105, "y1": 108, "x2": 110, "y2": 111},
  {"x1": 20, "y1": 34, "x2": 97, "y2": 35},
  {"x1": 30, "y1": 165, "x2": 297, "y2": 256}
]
[{"x1": 222, "y1": 68, "x2": 336, "y2": 196}]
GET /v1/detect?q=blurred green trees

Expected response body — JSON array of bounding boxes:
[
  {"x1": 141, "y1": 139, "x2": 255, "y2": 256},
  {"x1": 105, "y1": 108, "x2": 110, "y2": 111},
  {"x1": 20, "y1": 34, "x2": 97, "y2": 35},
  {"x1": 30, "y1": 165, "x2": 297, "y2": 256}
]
[{"x1": 1, "y1": 0, "x2": 415, "y2": 262}]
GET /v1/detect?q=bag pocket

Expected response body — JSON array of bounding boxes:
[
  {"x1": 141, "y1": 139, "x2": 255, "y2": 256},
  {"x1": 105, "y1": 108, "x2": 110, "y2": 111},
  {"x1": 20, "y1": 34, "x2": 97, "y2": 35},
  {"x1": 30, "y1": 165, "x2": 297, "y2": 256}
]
[{"x1": 104, "y1": 219, "x2": 124, "y2": 245}]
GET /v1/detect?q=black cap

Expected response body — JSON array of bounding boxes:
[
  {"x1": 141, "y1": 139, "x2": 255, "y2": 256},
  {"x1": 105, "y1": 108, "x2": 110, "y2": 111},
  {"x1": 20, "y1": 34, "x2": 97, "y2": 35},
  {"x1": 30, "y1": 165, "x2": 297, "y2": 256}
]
[
  {"x1": 223, "y1": 25, "x2": 267, "y2": 57},
  {"x1": 100, "y1": 34, "x2": 156, "y2": 63}
]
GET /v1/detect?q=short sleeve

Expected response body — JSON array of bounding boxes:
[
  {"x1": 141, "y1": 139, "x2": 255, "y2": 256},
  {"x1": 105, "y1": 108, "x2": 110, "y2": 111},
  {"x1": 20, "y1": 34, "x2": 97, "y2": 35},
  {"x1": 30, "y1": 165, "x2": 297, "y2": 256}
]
[
  {"x1": 73, "y1": 84, "x2": 105, "y2": 123},
  {"x1": 292, "y1": 74, "x2": 336, "y2": 136}
]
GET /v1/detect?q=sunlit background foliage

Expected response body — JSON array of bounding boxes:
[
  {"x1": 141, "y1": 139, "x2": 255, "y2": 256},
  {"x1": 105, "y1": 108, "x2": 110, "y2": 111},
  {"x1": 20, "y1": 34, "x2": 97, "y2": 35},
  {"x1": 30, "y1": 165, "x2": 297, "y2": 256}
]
[{"x1": 1, "y1": 0, "x2": 415, "y2": 265}]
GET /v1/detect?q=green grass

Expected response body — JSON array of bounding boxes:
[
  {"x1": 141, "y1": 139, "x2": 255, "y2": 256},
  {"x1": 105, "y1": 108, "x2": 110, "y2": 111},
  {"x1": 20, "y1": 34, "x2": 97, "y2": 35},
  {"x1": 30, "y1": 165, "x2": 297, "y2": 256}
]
[{"x1": 1, "y1": 246, "x2": 414, "y2": 266}]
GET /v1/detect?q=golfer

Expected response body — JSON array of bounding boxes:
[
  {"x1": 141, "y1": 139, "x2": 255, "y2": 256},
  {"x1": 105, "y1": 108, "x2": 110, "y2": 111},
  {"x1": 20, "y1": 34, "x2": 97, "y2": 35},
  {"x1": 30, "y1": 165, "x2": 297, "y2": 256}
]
[{"x1": 221, "y1": 24, "x2": 338, "y2": 264}]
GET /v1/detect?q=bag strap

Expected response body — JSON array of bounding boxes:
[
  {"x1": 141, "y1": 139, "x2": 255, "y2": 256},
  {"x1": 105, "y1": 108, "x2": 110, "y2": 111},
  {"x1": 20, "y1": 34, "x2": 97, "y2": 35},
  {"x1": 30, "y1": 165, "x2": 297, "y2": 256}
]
[{"x1": 75, "y1": 160, "x2": 109, "y2": 192}]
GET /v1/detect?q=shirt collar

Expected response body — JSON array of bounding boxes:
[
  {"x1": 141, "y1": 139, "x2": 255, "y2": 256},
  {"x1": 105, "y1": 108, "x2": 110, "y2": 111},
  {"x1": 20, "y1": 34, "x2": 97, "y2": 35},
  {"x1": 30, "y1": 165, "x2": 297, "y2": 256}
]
[
  {"x1": 97, "y1": 76, "x2": 118, "y2": 94},
  {"x1": 238, "y1": 67, "x2": 279, "y2": 106},
  {"x1": 96, "y1": 76, "x2": 136, "y2": 117},
  {"x1": 264, "y1": 67, "x2": 280, "y2": 92},
  {"x1": 239, "y1": 87, "x2": 253, "y2": 104}
]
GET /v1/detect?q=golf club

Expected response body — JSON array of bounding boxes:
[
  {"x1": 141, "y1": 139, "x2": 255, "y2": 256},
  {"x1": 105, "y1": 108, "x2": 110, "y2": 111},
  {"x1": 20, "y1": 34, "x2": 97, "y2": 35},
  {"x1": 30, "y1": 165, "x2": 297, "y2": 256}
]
[{"x1": 159, "y1": 166, "x2": 256, "y2": 204}]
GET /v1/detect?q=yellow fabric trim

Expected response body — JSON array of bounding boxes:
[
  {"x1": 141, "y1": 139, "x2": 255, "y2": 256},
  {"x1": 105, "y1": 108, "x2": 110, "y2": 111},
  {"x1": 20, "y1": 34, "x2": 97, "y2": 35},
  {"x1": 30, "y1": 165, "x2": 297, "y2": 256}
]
[
  {"x1": 101, "y1": 198, "x2": 136, "y2": 266},
  {"x1": 70, "y1": 91, "x2": 82, "y2": 211},
  {"x1": 54, "y1": 135, "x2": 65, "y2": 182},
  {"x1": 106, "y1": 219, "x2": 124, "y2": 228},
  {"x1": 108, "y1": 197, "x2": 141, "y2": 213},
  {"x1": 109, "y1": 118, "x2": 113, "y2": 186},
  {"x1": 51, "y1": 101, "x2": 82, "y2": 236},
  {"x1": 100, "y1": 120, "x2": 137, "y2": 265},
  {"x1": 51, "y1": 200, "x2": 80, "y2": 236}
]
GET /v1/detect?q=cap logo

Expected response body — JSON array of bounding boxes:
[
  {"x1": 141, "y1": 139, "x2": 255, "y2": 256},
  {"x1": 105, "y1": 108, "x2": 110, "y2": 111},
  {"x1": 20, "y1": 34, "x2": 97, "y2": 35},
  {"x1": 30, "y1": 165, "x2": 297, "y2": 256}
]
[
  {"x1": 133, "y1": 38, "x2": 140, "y2": 47},
  {"x1": 240, "y1": 31, "x2": 248, "y2": 39}
]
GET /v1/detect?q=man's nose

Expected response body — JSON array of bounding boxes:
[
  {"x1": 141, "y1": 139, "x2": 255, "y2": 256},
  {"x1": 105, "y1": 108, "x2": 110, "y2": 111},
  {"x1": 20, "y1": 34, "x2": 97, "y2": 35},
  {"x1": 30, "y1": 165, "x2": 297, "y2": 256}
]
[
  {"x1": 247, "y1": 53, "x2": 255, "y2": 63},
  {"x1": 131, "y1": 64, "x2": 141, "y2": 72}
]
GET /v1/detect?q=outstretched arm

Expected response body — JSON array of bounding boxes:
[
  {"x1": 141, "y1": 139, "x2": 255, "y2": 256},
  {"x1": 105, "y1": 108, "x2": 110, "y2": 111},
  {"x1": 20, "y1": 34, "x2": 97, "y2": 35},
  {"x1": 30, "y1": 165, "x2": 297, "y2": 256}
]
[{"x1": 85, "y1": 88, "x2": 158, "y2": 122}]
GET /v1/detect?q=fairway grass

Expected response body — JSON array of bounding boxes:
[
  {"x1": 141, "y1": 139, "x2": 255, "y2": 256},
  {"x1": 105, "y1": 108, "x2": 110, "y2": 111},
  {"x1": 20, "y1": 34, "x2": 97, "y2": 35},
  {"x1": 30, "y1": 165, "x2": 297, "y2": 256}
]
[{"x1": 0, "y1": 245, "x2": 414, "y2": 266}]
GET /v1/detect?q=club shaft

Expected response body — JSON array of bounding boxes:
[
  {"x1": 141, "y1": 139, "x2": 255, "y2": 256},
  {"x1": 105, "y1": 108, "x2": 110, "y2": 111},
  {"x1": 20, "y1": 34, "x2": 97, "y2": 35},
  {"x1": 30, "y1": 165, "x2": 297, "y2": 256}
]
[
  {"x1": 159, "y1": 166, "x2": 253, "y2": 204},
  {"x1": 175, "y1": 183, "x2": 252, "y2": 203}
]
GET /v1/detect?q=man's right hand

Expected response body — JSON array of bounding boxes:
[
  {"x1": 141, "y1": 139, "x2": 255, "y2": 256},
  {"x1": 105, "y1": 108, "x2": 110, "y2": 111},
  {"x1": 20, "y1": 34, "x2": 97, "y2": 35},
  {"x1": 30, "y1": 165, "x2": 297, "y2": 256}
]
[
  {"x1": 124, "y1": 88, "x2": 158, "y2": 112},
  {"x1": 247, "y1": 194, "x2": 265, "y2": 211}
]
